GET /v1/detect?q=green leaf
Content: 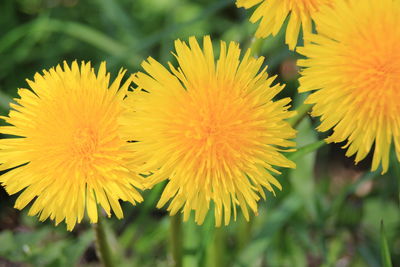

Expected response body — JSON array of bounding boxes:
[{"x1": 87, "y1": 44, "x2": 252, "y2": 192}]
[
  {"x1": 119, "y1": 181, "x2": 166, "y2": 249},
  {"x1": 0, "y1": 231, "x2": 16, "y2": 254},
  {"x1": 138, "y1": 0, "x2": 232, "y2": 50},
  {"x1": 380, "y1": 221, "x2": 393, "y2": 267},
  {"x1": 323, "y1": 234, "x2": 345, "y2": 267},
  {"x1": 0, "y1": 17, "x2": 141, "y2": 66},
  {"x1": 63, "y1": 230, "x2": 94, "y2": 266},
  {"x1": 0, "y1": 21, "x2": 35, "y2": 54},
  {"x1": 235, "y1": 195, "x2": 302, "y2": 266},
  {"x1": 289, "y1": 117, "x2": 318, "y2": 220},
  {"x1": 285, "y1": 230, "x2": 307, "y2": 267},
  {"x1": 0, "y1": 90, "x2": 12, "y2": 111},
  {"x1": 0, "y1": 228, "x2": 51, "y2": 262},
  {"x1": 47, "y1": 20, "x2": 138, "y2": 62},
  {"x1": 94, "y1": 0, "x2": 138, "y2": 36}
]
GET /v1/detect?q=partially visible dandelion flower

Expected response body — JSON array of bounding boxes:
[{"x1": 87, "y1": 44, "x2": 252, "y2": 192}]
[
  {"x1": 0, "y1": 61, "x2": 144, "y2": 230},
  {"x1": 236, "y1": 0, "x2": 331, "y2": 50},
  {"x1": 298, "y1": 0, "x2": 400, "y2": 173},
  {"x1": 123, "y1": 36, "x2": 296, "y2": 226}
]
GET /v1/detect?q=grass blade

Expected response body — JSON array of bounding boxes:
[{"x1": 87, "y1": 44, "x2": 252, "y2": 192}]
[{"x1": 380, "y1": 221, "x2": 393, "y2": 267}]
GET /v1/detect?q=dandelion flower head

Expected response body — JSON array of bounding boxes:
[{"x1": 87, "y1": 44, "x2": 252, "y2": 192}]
[
  {"x1": 0, "y1": 61, "x2": 144, "y2": 230},
  {"x1": 236, "y1": 0, "x2": 331, "y2": 50},
  {"x1": 123, "y1": 36, "x2": 296, "y2": 226},
  {"x1": 298, "y1": 0, "x2": 400, "y2": 173}
]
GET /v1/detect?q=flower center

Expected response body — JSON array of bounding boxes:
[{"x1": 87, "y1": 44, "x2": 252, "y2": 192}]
[
  {"x1": 167, "y1": 88, "x2": 257, "y2": 169},
  {"x1": 370, "y1": 58, "x2": 400, "y2": 86},
  {"x1": 72, "y1": 126, "x2": 98, "y2": 159},
  {"x1": 344, "y1": 31, "x2": 400, "y2": 117},
  {"x1": 184, "y1": 99, "x2": 235, "y2": 146}
]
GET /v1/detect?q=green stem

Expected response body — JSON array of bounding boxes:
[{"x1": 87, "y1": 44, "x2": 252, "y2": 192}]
[
  {"x1": 94, "y1": 215, "x2": 115, "y2": 267},
  {"x1": 392, "y1": 150, "x2": 400, "y2": 207},
  {"x1": 207, "y1": 227, "x2": 225, "y2": 267},
  {"x1": 170, "y1": 214, "x2": 183, "y2": 267},
  {"x1": 288, "y1": 140, "x2": 326, "y2": 161},
  {"x1": 237, "y1": 214, "x2": 253, "y2": 250},
  {"x1": 288, "y1": 103, "x2": 312, "y2": 128}
]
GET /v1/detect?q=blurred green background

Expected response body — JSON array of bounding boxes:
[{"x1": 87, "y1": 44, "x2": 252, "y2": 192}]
[{"x1": 0, "y1": 0, "x2": 399, "y2": 266}]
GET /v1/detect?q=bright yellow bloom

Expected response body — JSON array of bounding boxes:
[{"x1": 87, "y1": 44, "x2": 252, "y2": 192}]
[
  {"x1": 298, "y1": 0, "x2": 400, "y2": 173},
  {"x1": 123, "y1": 36, "x2": 296, "y2": 226},
  {"x1": 0, "y1": 61, "x2": 144, "y2": 230},
  {"x1": 236, "y1": 0, "x2": 331, "y2": 50}
]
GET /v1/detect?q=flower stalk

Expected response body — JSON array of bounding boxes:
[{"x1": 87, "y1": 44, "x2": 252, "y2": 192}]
[
  {"x1": 170, "y1": 213, "x2": 183, "y2": 267},
  {"x1": 94, "y1": 215, "x2": 115, "y2": 267},
  {"x1": 288, "y1": 103, "x2": 312, "y2": 128}
]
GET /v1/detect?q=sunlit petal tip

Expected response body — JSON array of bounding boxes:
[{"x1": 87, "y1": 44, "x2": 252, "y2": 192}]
[{"x1": 236, "y1": 0, "x2": 332, "y2": 50}]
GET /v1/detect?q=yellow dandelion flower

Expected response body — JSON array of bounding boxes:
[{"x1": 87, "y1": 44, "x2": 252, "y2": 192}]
[
  {"x1": 0, "y1": 61, "x2": 144, "y2": 230},
  {"x1": 122, "y1": 36, "x2": 296, "y2": 226},
  {"x1": 236, "y1": 0, "x2": 331, "y2": 50},
  {"x1": 298, "y1": 0, "x2": 400, "y2": 173}
]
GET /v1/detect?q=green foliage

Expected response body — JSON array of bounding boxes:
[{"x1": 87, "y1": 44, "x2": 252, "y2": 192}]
[
  {"x1": 0, "y1": 0, "x2": 399, "y2": 266},
  {"x1": 380, "y1": 221, "x2": 393, "y2": 267},
  {"x1": 0, "y1": 228, "x2": 93, "y2": 266}
]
